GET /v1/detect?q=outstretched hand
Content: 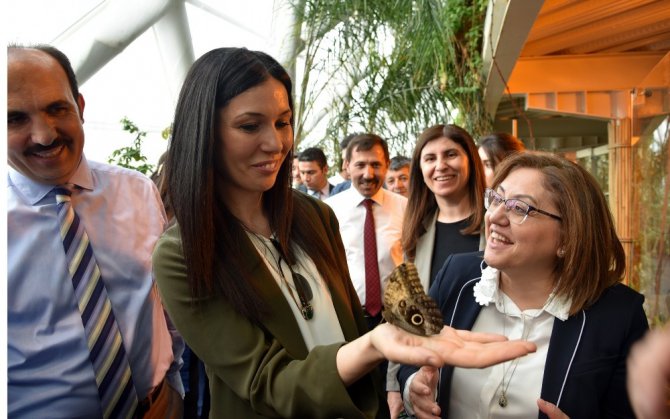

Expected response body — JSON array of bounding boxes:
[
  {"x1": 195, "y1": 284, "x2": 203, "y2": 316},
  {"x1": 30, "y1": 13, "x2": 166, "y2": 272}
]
[
  {"x1": 336, "y1": 322, "x2": 535, "y2": 386},
  {"x1": 370, "y1": 323, "x2": 537, "y2": 369}
]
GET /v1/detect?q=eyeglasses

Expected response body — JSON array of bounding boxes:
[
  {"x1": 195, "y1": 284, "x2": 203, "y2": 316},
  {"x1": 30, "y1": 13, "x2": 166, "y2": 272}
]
[{"x1": 484, "y1": 188, "x2": 562, "y2": 225}]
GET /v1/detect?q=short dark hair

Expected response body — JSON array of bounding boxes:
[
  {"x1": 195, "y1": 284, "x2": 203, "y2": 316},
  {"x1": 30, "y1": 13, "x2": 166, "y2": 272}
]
[
  {"x1": 340, "y1": 133, "x2": 357, "y2": 151},
  {"x1": 345, "y1": 133, "x2": 389, "y2": 162},
  {"x1": 389, "y1": 155, "x2": 410, "y2": 171},
  {"x1": 298, "y1": 147, "x2": 328, "y2": 168},
  {"x1": 8, "y1": 43, "x2": 79, "y2": 101}
]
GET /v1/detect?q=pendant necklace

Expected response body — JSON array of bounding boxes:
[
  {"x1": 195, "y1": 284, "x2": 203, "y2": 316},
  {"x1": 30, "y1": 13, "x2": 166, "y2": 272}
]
[
  {"x1": 251, "y1": 233, "x2": 314, "y2": 320},
  {"x1": 497, "y1": 294, "x2": 529, "y2": 408}
]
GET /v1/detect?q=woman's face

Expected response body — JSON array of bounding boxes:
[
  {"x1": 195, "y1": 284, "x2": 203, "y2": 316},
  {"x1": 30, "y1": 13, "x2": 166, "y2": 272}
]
[
  {"x1": 420, "y1": 136, "x2": 470, "y2": 201},
  {"x1": 478, "y1": 147, "x2": 494, "y2": 188},
  {"x1": 484, "y1": 167, "x2": 562, "y2": 279},
  {"x1": 217, "y1": 78, "x2": 293, "y2": 199}
]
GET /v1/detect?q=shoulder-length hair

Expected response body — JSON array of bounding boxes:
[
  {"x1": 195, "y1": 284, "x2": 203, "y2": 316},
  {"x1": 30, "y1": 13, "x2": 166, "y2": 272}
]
[
  {"x1": 479, "y1": 132, "x2": 525, "y2": 171},
  {"x1": 166, "y1": 48, "x2": 297, "y2": 322},
  {"x1": 491, "y1": 152, "x2": 625, "y2": 314},
  {"x1": 402, "y1": 124, "x2": 486, "y2": 260}
]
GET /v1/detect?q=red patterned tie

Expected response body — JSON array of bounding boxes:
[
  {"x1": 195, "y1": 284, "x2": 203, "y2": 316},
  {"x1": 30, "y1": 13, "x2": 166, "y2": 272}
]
[{"x1": 363, "y1": 199, "x2": 381, "y2": 316}]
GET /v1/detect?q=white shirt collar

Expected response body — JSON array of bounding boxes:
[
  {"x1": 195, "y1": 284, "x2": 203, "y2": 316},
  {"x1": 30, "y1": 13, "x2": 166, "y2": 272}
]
[{"x1": 473, "y1": 264, "x2": 572, "y2": 321}]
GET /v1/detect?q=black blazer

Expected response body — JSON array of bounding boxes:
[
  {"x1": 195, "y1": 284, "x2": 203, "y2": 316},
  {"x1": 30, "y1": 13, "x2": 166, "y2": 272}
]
[{"x1": 398, "y1": 252, "x2": 648, "y2": 419}]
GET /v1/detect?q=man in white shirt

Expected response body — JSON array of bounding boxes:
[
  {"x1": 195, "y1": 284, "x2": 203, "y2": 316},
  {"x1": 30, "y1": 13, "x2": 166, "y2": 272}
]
[
  {"x1": 298, "y1": 147, "x2": 333, "y2": 199},
  {"x1": 325, "y1": 134, "x2": 407, "y2": 327},
  {"x1": 325, "y1": 133, "x2": 408, "y2": 418}
]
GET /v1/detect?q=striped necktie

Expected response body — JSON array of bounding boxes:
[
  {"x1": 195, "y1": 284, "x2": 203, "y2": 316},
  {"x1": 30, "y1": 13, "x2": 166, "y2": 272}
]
[{"x1": 54, "y1": 187, "x2": 138, "y2": 419}]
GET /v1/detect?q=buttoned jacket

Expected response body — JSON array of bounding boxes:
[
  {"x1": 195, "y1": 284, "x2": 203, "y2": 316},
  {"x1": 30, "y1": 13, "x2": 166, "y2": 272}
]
[{"x1": 399, "y1": 251, "x2": 648, "y2": 419}]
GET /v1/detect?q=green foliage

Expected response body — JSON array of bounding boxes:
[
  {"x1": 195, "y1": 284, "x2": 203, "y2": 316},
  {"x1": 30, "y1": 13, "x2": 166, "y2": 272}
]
[
  {"x1": 633, "y1": 115, "x2": 669, "y2": 326},
  {"x1": 107, "y1": 117, "x2": 155, "y2": 175},
  {"x1": 292, "y1": 0, "x2": 492, "y2": 155}
]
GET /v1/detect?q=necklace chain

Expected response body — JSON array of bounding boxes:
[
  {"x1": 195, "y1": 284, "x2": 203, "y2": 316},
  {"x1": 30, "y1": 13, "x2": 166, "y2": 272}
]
[
  {"x1": 250, "y1": 233, "x2": 314, "y2": 320},
  {"x1": 497, "y1": 294, "x2": 530, "y2": 408}
]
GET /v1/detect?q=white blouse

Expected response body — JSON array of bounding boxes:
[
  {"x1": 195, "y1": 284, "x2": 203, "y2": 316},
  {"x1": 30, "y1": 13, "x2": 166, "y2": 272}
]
[
  {"x1": 247, "y1": 232, "x2": 346, "y2": 350},
  {"x1": 404, "y1": 266, "x2": 571, "y2": 418}
]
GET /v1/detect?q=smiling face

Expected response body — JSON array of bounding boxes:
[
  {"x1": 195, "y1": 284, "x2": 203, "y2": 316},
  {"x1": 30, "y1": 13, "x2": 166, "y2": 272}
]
[
  {"x1": 420, "y1": 136, "x2": 469, "y2": 202},
  {"x1": 484, "y1": 167, "x2": 562, "y2": 280},
  {"x1": 7, "y1": 49, "x2": 85, "y2": 185},
  {"x1": 349, "y1": 145, "x2": 388, "y2": 198},
  {"x1": 385, "y1": 166, "x2": 410, "y2": 197},
  {"x1": 217, "y1": 77, "x2": 293, "y2": 202}
]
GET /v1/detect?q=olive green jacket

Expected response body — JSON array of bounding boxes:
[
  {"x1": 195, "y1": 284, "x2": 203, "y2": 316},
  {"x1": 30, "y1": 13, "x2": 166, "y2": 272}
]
[{"x1": 153, "y1": 193, "x2": 388, "y2": 418}]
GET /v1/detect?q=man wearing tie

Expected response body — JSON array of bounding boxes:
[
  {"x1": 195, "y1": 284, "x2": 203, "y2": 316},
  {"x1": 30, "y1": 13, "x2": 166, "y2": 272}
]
[
  {"x1": 298, "y1": 147, "x2": 333, "y2": 200},
  {"x1": 324, "y1": 134, "x2": 407, "y2": 330},
  {"x1": 7, "y1": 45, "x2": 183, "y2": 418}
]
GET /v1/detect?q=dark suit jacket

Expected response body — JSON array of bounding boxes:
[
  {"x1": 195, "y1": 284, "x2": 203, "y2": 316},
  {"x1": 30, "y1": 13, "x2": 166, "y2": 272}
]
[
  {"x1": 154, "y1": 191, "x2": 389, "y2": 418},
  {"x1": 398, "y1": 252, "x2": 648, "y2": 419},
  {"x1": 331, "y1": 180, "x2": 351, "y2": 196}
]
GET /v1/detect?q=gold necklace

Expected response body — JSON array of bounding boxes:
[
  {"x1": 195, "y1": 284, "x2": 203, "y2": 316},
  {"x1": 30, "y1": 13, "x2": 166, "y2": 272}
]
[{"x1": 497, "y1": 295, "x2": 529, "y2": 408}]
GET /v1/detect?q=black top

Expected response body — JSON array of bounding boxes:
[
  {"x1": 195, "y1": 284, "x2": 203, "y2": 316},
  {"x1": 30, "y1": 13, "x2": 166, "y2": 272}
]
[{"x1": 429, "y1": 218, "x2": 480, "y2": 285}]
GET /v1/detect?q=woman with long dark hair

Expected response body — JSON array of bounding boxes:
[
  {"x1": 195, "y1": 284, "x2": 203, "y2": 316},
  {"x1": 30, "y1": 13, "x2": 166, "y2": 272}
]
[{"x1": 152, "y1": 48, "x2": 534, "y2": 418}]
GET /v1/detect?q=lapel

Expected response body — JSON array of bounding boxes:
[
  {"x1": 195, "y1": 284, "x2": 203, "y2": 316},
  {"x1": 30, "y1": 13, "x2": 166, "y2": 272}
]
[
  {"x1": 539, "y1": 311, "x2": 585, "y2": 412},
  {"x1": 304, "y1": 197, "x2": 362, "y2": 341},
  {"x1": 241, "y1": 203, "x2": 362, "y2": 360},
  {"x1": 414, "y1": 210, "x2": 438, "y2": 291},
  {"x1": 325, "y1": 267, "x2": 361, "y2": 341},
  {"x1": 243, "y1": 235, "x2": 310, "y2": 358},
  {"x1": 437, "y1": 282, "x2": 482, "y2": 416}
]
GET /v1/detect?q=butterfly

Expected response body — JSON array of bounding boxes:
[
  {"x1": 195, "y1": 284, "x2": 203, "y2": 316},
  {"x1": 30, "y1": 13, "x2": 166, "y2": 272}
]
[{"x1": 382, "y1": 262, "x2": 443, "y2": 336}]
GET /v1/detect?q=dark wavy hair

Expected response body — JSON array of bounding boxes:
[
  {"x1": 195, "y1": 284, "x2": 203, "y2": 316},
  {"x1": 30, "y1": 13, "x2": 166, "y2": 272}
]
[
  {"x1": 166, "y1": 48, "x2": 296, "y2": 322},
  {"x1": 402, "y1": 124, "x2": 486, "y2": 260}
]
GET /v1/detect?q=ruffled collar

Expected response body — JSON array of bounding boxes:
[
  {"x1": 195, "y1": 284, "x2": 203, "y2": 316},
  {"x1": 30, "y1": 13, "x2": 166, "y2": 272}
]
[{"x1": 472, "y1": 263, "x2": 572, "y2": 321}]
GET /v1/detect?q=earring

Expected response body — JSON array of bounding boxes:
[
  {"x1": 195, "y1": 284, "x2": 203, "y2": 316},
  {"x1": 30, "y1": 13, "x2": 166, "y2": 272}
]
[{"x1": 558, "y1": 249, "x2": 566, "y2": 257}]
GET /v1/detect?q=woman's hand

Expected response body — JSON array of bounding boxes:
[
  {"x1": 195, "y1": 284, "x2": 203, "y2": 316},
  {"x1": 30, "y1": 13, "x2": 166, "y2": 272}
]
[
  {"x1": 369, "y1": 323, "x2": 537, "y2": 368},
  {"x1": 336, "y1": 323, "x2": 536, "y2": 386},
  {"x1": 408, "y1": 366, "x2": 441, "y2": 419},
  {"x1": 537, "y1": 399, "x2": 570, "y2": 418}
]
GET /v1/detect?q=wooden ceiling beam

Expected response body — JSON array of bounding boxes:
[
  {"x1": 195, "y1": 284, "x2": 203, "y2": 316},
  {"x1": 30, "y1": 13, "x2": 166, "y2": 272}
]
[
  {"x1": 507, "y1": 53, "x2": 666, "y2": 93},
  {"x1": 522, "y1": 1, "x2": 670, "y2": 56}
]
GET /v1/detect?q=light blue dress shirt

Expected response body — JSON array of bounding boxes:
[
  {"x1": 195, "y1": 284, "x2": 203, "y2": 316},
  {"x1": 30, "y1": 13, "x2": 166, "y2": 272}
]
[{"x1": 8, "y1": 157, "x2": 183, "y2": 418}]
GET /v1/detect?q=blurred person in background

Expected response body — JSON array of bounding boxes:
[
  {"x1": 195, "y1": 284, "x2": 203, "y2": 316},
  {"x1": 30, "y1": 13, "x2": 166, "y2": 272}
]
[
  {"x1": 385, "y1": 155, "x2": 411, "y2": 197},
  {"x1": 478, "y1": 132, "x2": 525, "y2": 188}
]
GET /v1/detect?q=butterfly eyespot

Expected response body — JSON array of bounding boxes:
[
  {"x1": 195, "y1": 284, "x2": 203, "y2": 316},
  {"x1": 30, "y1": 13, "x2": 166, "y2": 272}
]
[
  {"x1": 410, "y1": 313, "x2": 424, "y2": 326},
  {"x1": 382, "y1": 262, "x2": 443, "y2": 336}
]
